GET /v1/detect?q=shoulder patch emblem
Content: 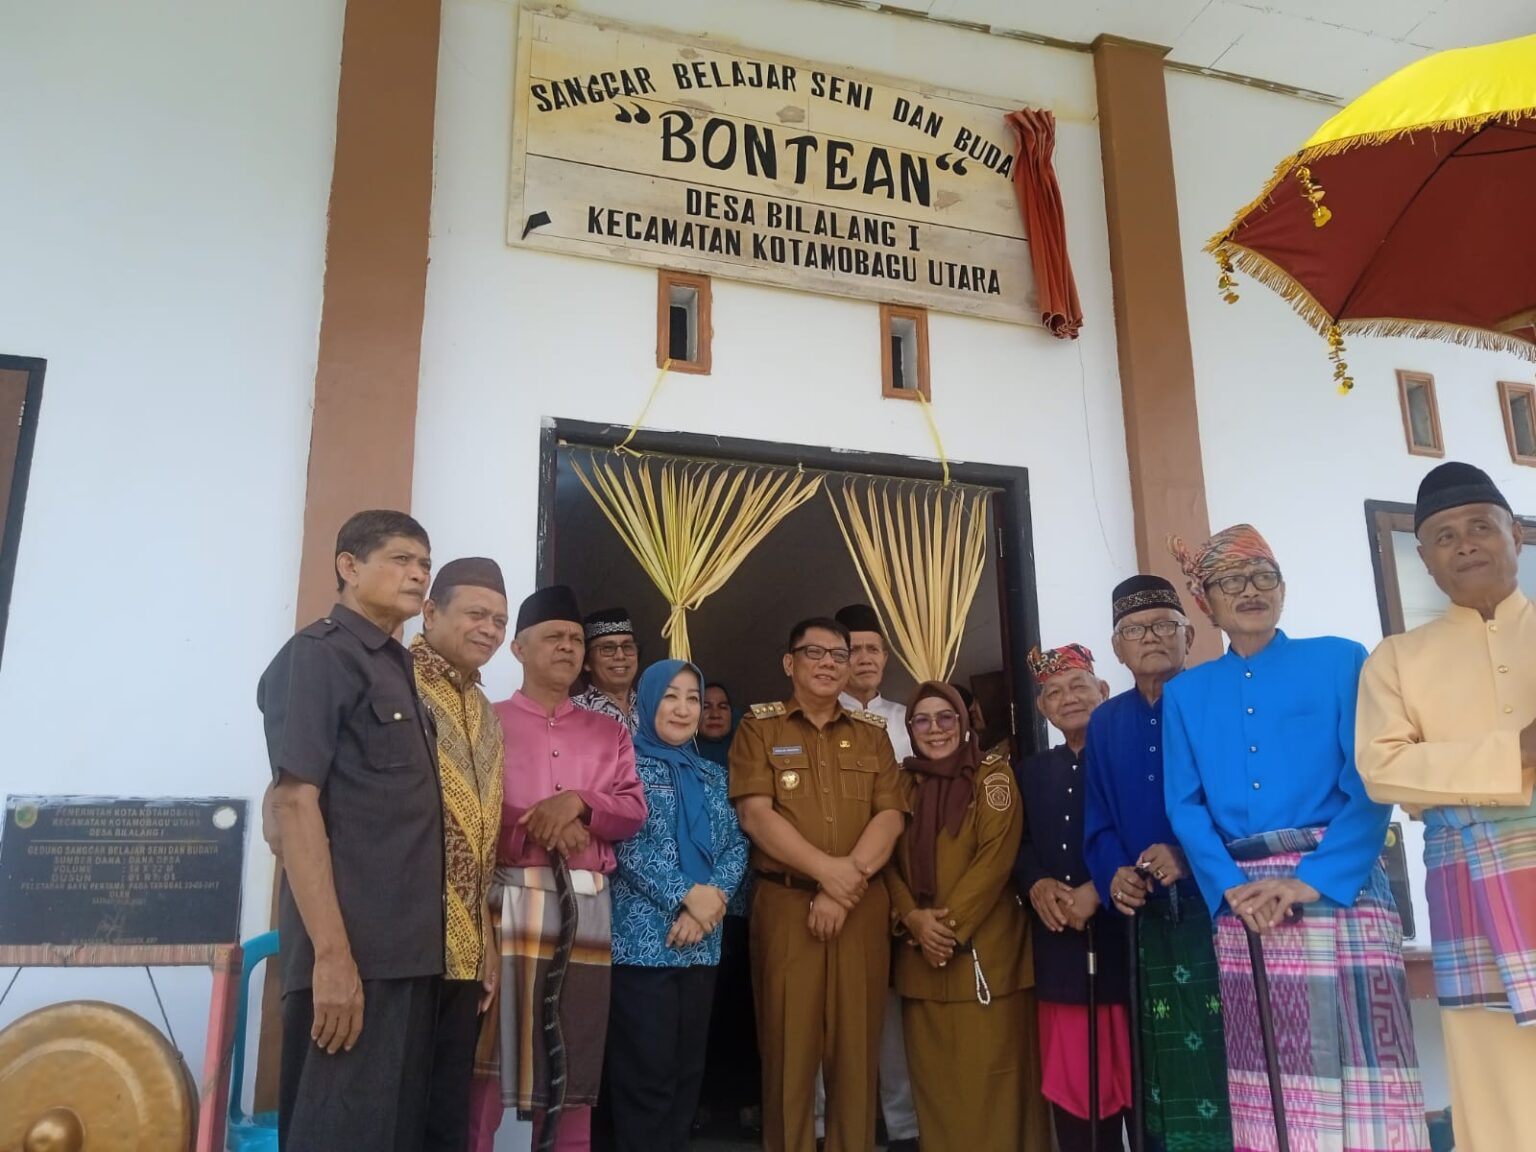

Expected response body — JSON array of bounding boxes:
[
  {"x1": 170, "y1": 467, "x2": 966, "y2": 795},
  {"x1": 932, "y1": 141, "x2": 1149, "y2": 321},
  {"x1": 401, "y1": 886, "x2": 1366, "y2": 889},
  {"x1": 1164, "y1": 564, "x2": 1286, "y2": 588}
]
[
  {"x1": 850, "y1": 709, "x2": 887, "y2": 728},
  {"x1": 750, "y1": 701, "x2": 787, "y2": 719},
  {"x1": 983, "y1": 771, "x2": 1013, "y2": 812}
]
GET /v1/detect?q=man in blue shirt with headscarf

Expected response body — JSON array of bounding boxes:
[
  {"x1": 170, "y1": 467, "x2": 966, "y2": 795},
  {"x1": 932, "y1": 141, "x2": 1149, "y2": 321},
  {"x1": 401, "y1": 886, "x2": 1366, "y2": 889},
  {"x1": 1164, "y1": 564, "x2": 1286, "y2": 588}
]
[{"x1": 1083, "y1": 574, "x2": 1231, "y2": 1151}]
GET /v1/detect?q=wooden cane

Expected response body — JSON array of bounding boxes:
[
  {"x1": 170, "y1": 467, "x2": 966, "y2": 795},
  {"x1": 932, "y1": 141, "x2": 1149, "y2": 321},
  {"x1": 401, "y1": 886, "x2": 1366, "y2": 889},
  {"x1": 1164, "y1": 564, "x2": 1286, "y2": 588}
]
[
  {"x1": 1086, "y1": 917, "x2": 1100, "y2": 1152},
  {"x1": 1246, "y1": 926, "x2": 1291, "y2": 1152},
  {"x1": 1126, "y1": 901, "x2": 1145, "y2": 1152}
]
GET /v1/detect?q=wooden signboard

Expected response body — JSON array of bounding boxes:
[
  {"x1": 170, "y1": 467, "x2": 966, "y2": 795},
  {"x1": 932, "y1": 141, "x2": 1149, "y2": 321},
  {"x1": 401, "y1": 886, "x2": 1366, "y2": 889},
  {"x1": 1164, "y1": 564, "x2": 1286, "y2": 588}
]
[{"x1": 508, "y1": 7, "x2": 1038, "y2": 325}]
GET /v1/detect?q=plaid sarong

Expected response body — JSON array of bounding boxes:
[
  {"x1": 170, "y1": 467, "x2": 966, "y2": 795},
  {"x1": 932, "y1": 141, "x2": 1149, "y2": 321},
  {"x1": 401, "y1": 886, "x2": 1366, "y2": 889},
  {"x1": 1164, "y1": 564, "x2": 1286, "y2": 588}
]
[
  {"x1": 1424, "y1": 815, "x2": 1536, "y2": 1024},
  {"x1": 1138, "y1": 893, "x2": 1233, "y2": 1151},
  {"x1": 1215, "y1": 828, "x2": 1428, "y2": 1152},
  {"x1": 471, "y1": 865, "x2": 612, "y2": 1115}
]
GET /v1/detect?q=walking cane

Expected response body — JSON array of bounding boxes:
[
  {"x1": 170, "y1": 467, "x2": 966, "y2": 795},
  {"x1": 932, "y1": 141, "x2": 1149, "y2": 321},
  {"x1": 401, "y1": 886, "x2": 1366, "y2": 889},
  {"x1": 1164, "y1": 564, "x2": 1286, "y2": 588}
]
[
  {"x1": 1086, "y1": 917, "x2": 1100, "y2": 1152},
  {"x1": 1126, "y1": 872, "x2": 1149, "y2": 1152},
  {"x1": 1245, "y1": 926, "x2": 1291, "y2": 1152}
]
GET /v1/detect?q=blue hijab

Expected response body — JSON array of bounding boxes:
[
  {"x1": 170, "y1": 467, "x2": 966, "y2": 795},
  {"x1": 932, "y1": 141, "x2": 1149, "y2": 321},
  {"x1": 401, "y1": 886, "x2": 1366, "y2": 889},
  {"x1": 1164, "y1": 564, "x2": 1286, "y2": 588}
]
[{"x1": 633, "y1": 659, "x2": 716, "y2": 885}]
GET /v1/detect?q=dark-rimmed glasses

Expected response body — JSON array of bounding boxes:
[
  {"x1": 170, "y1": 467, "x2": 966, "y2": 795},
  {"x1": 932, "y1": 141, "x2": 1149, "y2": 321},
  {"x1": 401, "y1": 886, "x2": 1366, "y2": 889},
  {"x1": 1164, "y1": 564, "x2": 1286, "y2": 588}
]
[
  {"x1": 911, "y1": 710, "x2": 960, "y2": 733},
  {"x1": 1205, "y1": 569, "x2": 1282, "y2": 596},
  {"x1": 1115, "y1": 620, "x2": 1186, "y2": 641},
  {"x1": 791, "y1": 644, "x2": 850, "y2": 664},
  {"x1": 591, "y1": 641, "x2": 638, "y2": 658}
]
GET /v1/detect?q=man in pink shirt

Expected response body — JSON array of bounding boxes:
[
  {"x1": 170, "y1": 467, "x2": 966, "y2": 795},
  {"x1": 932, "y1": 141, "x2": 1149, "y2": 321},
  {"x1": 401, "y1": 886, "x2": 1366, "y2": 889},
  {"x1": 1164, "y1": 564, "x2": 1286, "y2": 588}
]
[{"x1": 468, "y1": 585, "x2": 646, "y2": 1152}]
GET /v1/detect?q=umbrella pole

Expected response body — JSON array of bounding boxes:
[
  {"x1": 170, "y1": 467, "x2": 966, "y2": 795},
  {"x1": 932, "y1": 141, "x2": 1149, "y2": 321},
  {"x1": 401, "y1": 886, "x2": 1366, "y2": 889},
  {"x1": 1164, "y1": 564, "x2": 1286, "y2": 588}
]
[
  {"x1": 1086, "y1": 917, "x2": 1099, "y2": 1152},
  {"x1": 1127, "y1": 905, "x2": 1145, "y2": 1152},
  {"x1": 1246, "y1": 927, "x2": 1290, "y2": 1152}
]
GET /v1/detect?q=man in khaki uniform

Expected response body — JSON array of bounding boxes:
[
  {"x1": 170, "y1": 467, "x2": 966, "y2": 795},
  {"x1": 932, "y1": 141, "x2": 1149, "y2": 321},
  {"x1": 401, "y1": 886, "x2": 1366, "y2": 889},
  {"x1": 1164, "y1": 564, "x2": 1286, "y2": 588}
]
[{"x1": 730, "y1": 616, "x2": 908, "y2": 1152}]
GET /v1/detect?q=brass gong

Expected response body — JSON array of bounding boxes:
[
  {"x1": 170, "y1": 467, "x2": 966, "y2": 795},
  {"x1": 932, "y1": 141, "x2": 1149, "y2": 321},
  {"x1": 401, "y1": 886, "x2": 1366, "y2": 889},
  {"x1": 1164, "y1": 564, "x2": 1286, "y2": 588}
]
[{"x1": 0, "y1": 1000, "x2": 195, "y2": 1152}]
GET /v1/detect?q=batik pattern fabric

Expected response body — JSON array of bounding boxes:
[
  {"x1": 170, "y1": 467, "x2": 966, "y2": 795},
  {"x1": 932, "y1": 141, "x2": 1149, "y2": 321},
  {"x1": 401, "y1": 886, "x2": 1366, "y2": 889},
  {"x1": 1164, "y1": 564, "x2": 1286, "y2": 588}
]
[
  {"x1": 412, "y1": 634, "x2": 504, "y2": 981},
  {"x1": 571, "y1": 685, "x2": 639, "y2": 734},
  {"x1": 1137, "y1": 894, "x2": 1233, "y2": 1152},
  {"x1": 473, "y1": 865, "x2": 613, "y2": 1113},
  {"x1": 1214, "y1": 828, "x2": 1428, "y2": 1152},
  {"x1": 611, "y1": 751, "x2": 749, "y2": 967},
  {"x1": 1424, "y1": 815, "x2": 1536, "y2": 1023}
]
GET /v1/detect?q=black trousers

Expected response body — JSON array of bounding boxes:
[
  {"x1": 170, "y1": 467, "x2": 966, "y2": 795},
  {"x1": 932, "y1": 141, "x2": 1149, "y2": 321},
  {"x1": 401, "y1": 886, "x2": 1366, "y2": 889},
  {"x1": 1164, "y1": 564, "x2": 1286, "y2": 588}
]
[
  {"x1": 280, "y1": 976, "x2": 439, "y2": 1152},
  {"x1": 1052, "y1": 1104, "x2": 1131, "y2": 1152},
  {"x1": 425, "y1": 980, "x2": 483, "y2": 1152},
  {"x1": 701, "y1": 915, "x2": 760, "y2": 1111},
  {"x1": 595, "y1": 964, "x2": 719, "y2": 1152}
]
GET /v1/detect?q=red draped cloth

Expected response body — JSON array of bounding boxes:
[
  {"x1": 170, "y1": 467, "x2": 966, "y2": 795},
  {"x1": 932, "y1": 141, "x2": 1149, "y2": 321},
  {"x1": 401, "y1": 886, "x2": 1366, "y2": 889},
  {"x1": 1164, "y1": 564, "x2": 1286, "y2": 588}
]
[{"x1": 1007, "y1": 108, "x2": 1083, "y2": 340}]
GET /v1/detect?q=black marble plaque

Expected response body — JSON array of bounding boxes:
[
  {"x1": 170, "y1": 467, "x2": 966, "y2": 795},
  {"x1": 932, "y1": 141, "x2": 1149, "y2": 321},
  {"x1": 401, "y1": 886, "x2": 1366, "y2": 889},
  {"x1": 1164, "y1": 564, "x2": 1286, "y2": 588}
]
[{"x1": 0, "y1": 796, "x2": 247, "y2": 946}]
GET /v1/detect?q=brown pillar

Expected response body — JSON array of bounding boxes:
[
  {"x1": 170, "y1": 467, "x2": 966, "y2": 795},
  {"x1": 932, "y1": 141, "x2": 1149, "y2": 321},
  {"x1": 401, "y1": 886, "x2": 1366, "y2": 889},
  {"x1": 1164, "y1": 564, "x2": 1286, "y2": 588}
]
[
  {"x1": 1092, "y1": 36, "x2": 1218, "y2": 661},
  {"x1": 254, "y1": 0, "x2": 443, "y2": 1108}
]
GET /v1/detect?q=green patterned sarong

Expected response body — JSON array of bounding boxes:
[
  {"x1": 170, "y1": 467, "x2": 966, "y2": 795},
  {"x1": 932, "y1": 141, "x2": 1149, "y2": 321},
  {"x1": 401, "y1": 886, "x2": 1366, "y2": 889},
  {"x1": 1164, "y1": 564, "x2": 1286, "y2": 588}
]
[{"x1": 1137, "y1": 892, "x2": 1233, "y2": 1152}]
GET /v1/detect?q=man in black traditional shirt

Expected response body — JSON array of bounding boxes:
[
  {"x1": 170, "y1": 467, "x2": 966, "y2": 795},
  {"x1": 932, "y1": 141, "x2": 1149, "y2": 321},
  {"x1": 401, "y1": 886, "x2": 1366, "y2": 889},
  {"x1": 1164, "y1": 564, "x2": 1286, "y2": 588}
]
[{"x1": 259, "y1": 509, "x2": 446, "y2": 1152}]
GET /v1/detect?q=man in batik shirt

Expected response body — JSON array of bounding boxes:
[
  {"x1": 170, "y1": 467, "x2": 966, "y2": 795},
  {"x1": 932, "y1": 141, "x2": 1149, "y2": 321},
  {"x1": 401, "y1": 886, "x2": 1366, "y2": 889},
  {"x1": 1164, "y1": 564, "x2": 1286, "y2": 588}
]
[{"x1": 572, "y1": 606, "x2": 639, "y2": 733}]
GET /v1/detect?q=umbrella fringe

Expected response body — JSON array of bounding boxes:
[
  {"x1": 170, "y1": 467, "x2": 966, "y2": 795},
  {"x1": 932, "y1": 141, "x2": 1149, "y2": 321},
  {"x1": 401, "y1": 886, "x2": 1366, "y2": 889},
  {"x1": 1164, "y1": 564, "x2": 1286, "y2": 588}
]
[
  {"x1": 1206, "y1": 106, "x2": 1536, "y2": 252},
  {"x1": 1213, "y1": 243, "x2": 1536, "y2": 363}
]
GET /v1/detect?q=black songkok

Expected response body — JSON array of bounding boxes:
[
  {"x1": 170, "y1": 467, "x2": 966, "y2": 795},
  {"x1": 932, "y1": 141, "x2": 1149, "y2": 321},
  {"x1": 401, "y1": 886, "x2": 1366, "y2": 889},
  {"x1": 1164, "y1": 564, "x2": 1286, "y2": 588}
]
[
  {"x1": 583, "y1": 607, "x2": 634, "y2": 640},
  {"x1": 429, "y1": 557, "x2": 506, "y2": 601},
  {"x1": 835, "y1": 603, "x2": 883, "y2": 636},
  {"x1": 1111, "y1": 574, "x2": 1184, "y2": 625},
  {"x1": 515, "y1": 585, "x2": 582, "y2": 633},
  {"x1": 1414, "y1": 461, "x2": 1512, "y2": 533}
]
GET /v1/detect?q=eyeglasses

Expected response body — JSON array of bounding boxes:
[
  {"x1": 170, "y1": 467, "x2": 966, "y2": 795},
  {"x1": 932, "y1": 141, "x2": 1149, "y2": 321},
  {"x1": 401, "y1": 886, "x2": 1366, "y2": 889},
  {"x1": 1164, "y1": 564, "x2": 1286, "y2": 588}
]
[
  {"x1": 1205, "y1": 569, "x2": 1282, "y2": 596},
  {"x1": 1115, "y1": 620, "x2": 1186, "y2": 641},
  {"x1": 791, "y1": 644, "x2": 850, "y2": 665},
  {"x1": 911, "y1": 710, "x2": 960, "y2": 733},
  {"x1": 591, "y1": 641, "x2": 638, "y2": 658}
]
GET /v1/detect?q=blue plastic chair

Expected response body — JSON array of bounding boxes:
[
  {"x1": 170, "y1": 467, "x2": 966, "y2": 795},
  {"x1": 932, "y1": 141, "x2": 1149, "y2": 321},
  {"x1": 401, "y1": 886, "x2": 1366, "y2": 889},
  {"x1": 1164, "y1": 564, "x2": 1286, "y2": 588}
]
[{"x1": 227, "y1": 930, "x2": 280, "y2": 1151}]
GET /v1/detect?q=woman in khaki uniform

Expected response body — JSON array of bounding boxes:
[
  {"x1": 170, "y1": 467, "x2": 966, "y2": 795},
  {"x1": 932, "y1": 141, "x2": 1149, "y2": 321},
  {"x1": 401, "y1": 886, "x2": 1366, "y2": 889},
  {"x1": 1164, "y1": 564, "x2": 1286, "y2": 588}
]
[{"x1": 886, "y1": 682, "x2": 1032, "y2": 1151}]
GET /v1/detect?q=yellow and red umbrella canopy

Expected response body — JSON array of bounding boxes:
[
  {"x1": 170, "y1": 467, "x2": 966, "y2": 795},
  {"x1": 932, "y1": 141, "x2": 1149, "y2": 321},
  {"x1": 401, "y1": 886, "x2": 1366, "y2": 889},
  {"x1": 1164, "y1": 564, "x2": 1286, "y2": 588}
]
[{"x1": 1209, "y1": 33, "x2": 1536, "y2": 391}]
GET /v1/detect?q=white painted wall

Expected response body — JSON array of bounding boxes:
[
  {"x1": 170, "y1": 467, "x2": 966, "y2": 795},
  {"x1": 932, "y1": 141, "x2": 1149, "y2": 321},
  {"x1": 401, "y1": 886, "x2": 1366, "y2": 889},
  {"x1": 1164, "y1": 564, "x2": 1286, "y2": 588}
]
[
  {"x1": 417, "y1": 3, "x2": 1132, "y2": 1145},
  {"x1": 1168, "y1": 69, "x2": 1536, "y2": 1113},
  {"x1": 0, "y1": 0, "x2": 344, "y2": 1099}
]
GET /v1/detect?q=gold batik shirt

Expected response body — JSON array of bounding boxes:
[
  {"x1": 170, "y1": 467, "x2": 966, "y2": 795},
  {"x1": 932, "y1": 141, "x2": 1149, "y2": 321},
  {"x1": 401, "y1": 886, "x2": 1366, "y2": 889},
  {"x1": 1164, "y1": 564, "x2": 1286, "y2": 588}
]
[{"x1": 411, "y1": 634, "x2": 504, "y2": 980}]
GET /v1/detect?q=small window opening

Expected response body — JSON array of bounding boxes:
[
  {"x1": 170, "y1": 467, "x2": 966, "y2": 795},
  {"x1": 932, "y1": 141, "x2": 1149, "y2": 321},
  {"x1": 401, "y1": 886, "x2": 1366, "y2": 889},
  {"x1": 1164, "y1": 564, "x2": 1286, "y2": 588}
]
[
  {"x1": 880, "y1": 304, "x2": 930, "y2": 401},
  {"x1": 1395, "y1": 370, "x2": 1442, "y2": 458},
  {"x1": 1502, "y1": 381, "x2": 1536, "y2": 465},
  {"x1": 656, "y1": 271, "x2": 711, "y2": 374}
]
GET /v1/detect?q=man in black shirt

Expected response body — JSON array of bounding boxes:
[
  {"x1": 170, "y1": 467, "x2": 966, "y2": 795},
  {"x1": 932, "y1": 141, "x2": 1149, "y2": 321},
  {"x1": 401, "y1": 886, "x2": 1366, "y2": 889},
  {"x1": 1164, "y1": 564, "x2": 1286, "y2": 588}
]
[{"x1": 260, "y1": 509, "x2": 445, "y2": 1151}]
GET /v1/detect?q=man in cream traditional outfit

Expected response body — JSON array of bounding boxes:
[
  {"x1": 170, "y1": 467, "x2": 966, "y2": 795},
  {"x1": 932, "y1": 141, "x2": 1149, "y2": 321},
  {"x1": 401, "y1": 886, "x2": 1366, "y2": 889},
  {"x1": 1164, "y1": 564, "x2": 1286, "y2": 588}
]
[{"x1": 1358, "y1": 461, "x2": 1536, "y2": 1151}]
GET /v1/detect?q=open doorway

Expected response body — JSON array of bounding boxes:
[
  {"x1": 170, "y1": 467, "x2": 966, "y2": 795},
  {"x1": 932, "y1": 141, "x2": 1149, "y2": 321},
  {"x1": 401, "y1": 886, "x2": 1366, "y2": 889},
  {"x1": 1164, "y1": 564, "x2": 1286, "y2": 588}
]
[{"x1": 537, "y1": 420, "x2": 1043, "y2": 1146}]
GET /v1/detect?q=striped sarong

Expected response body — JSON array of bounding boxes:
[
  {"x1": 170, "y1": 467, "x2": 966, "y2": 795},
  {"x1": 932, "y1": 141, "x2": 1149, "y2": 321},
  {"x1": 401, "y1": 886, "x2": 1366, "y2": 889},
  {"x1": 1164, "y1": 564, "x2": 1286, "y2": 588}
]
[
  {"x1": 1215, "y1": 828, "x2": 1428, "y2": 1152},
  {"x1": 471, "y1": 865, "x2": 612, "y2": 1115},
  {"x1": 1137, "y1": 892, "x2": 1233, "y2": 1151},
  {"x1": 1423, "y1": 815, "x2": 1536, "y2": 1024}
]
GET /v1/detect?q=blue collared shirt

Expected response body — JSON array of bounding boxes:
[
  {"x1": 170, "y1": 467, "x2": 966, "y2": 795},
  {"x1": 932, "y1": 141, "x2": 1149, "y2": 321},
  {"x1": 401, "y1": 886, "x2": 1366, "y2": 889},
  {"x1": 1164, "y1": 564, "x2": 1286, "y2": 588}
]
[
  {"x1": 611, "y1": 752, "x2": 749, "y2": 967},
  {"x1": 1083, "y1": 686, "x2": 1197, "y2": 906},
  {"x1": 1163, "y1": 630, "x2": 1388, "y2": 912}
]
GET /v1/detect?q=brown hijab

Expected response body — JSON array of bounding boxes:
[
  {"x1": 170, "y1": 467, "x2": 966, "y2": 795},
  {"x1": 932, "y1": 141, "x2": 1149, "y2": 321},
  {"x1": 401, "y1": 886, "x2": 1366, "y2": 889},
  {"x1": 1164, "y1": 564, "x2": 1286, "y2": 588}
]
[{"x1": 903, "y1": 681, "x2": 982, "y2": 905}]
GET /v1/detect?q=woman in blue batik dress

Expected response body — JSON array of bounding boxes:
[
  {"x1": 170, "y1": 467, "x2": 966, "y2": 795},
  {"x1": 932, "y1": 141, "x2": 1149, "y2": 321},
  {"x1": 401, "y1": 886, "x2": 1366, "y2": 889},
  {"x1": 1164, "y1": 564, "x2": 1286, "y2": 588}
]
[{"x1": 595, "y1": 659, "x2": 749, "y2": 1152}]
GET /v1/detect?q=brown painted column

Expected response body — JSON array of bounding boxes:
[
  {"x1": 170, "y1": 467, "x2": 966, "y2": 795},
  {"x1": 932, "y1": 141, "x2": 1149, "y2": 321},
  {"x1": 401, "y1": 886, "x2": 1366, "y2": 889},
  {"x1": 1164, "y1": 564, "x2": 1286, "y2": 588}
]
[
  {"x1": 255, "y1": 0, "x2": 443, "y2": 1107},
  {"x1": 1092, "y1": 36, "x2": 1219, "y2": 661}
]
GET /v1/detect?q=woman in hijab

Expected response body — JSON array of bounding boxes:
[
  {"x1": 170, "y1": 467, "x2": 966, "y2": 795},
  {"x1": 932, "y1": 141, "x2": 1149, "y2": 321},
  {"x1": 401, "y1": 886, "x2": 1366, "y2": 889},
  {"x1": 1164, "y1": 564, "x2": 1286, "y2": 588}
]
[
  {"x1": 887, "y1": 681, "x2": 1032, "y2": 1150},
  {"x1": 597, "y1": 659, "x2": 750, "y2": 1152}
]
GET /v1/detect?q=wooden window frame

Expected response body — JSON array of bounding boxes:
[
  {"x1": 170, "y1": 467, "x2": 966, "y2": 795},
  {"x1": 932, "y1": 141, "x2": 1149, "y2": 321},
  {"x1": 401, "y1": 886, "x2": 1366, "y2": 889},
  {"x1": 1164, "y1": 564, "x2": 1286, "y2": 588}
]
[
  {"x1": 879, "y1": 303, "x2": 930, "y2": 401},
  {"x1": 1498, "y1": 380, "x2": 1536, "y2": 466},
  {"x1": 656, "y1": 270, "x2": 712, "y2": 375},
  {"x1": 1395, "y1": 370, "x2": 1443, "y2": 458},
  {"x1": 0, "y1": 355, "x2": 45, "y2": 670}
]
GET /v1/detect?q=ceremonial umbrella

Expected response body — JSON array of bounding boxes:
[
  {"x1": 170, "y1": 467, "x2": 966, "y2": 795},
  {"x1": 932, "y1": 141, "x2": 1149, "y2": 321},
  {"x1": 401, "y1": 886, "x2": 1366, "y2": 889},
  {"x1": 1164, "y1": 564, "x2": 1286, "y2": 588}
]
[{"x1": 1207, "y1": 33, "x2": 1536, "y2": 392}]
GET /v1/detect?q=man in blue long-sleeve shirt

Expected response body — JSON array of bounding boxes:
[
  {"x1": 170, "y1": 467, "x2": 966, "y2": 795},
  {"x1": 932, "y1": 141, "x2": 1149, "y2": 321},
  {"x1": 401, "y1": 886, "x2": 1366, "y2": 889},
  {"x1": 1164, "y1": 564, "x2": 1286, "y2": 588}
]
[
  {"x1": 1163, "y1": 525, "x2": 1427, "y2": 1152},
  {"x1": 1083, "y1": 574, "x2": 1231, "y2": 1151}
]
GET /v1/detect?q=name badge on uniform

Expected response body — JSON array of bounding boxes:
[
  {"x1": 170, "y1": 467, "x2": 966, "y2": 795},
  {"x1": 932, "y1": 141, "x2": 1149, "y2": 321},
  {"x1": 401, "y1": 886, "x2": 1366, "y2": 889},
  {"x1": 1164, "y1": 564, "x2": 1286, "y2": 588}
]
[{"x1": 772, "y1": 745, "x2": 803, "y2": 757}]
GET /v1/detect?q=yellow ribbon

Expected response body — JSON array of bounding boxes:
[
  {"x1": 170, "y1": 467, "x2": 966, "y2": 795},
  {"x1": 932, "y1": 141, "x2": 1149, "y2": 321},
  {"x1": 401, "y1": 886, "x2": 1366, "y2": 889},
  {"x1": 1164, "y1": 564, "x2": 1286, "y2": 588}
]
[
  {"x1": 916, "y1": 392, "x2": 951, "y2": 485},
  {"x1": 617, "y1": 359, "x2": 672, "y2": 453}
]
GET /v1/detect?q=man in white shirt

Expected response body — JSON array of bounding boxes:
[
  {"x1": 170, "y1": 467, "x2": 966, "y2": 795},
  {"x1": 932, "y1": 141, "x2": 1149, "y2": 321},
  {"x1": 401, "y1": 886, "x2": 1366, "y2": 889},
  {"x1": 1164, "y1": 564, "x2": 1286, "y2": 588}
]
[{"x1": 817, "y1": 603, "x2": 917, "y2": 1152}]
